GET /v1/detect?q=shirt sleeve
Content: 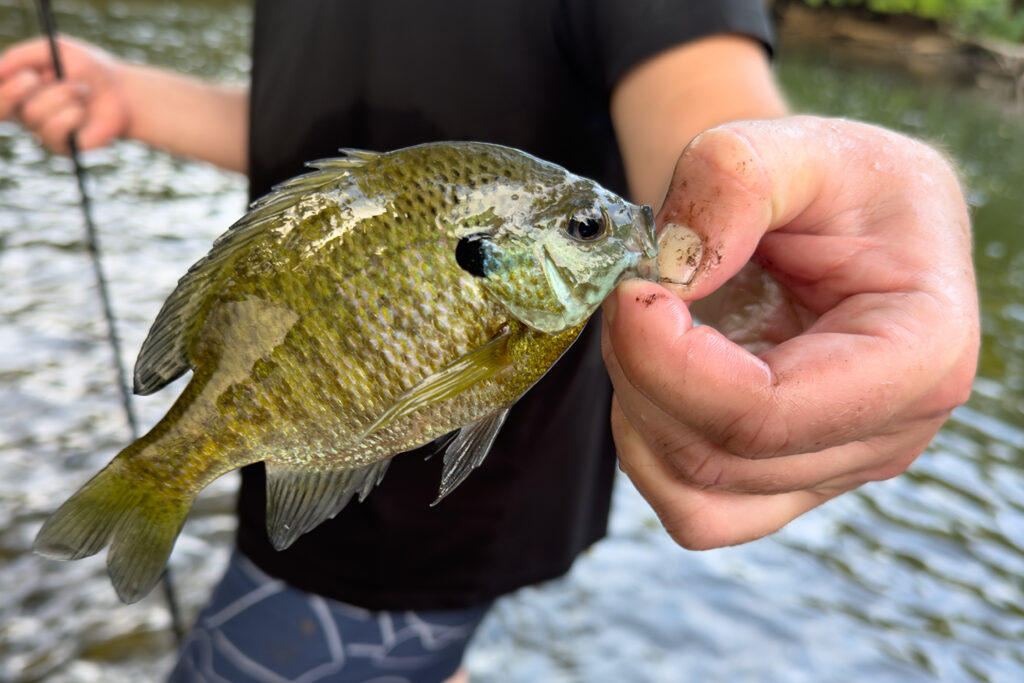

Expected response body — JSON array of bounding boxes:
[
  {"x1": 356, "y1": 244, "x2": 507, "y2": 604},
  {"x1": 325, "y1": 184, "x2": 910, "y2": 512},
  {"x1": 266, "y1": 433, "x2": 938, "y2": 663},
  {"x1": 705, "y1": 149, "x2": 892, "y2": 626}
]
[{"x1": 558, "y1": 0, "x2": 775, "y2": 93}]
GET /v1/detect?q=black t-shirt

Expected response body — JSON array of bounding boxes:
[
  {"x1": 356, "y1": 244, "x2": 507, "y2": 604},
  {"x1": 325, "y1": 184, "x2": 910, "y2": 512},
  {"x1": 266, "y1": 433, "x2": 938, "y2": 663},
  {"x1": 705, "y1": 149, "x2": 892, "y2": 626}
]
[{"x1": 239, "y1": 0, "x2": 773, "y2": 610}]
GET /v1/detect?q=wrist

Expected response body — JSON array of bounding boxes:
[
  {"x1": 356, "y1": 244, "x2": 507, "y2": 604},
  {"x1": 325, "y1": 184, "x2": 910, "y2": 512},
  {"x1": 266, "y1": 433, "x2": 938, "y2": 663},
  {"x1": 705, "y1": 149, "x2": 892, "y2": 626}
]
[{"x1": 113, "y1": 60, "x2": 156, "y2": 144}]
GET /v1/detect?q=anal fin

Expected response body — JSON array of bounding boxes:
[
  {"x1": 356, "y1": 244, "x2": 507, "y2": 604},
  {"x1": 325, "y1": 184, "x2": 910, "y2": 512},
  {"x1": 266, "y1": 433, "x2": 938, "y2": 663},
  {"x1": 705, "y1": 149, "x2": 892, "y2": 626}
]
[
  {"x1": 433, "y1": 408, "x2": 510, "y2": 504},
  {"x1": 264, "y1": 459, "x2": 390, "y2": 550}
]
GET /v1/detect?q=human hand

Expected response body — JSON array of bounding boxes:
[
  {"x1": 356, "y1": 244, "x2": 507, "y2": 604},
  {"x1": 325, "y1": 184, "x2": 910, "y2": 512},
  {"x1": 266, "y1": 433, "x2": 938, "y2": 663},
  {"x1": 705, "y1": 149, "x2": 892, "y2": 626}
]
[
  {"x1": 0, "y1": 36, "x2": 129, "y2": 154},
  {"x1": 601, "y1": 116, "x2": 979, "y2": 549}
]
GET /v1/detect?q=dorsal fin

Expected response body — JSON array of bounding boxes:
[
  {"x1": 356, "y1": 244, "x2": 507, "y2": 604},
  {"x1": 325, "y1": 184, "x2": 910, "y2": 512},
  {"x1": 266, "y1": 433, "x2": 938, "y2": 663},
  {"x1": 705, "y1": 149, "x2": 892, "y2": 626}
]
[
  {"x1": 246, "y1": 149, "x2": 380, "y2": 215},
  {"x1": 263, "y1": 459, "x2": 390, "y2": 550},
  {"x1": 132, "y1": 151, "x2": 379, "y2": 395}
]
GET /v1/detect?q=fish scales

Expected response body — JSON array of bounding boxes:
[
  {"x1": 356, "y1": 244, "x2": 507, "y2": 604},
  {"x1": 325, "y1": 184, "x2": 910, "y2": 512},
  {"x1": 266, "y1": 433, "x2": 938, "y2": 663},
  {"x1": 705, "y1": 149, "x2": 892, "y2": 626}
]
[
  {"x1": 34, "y1": 141, "x2": 659, "y2": 602},
  {"x1": 163, "y1": 195, "x2": 506, "y2": 470}
]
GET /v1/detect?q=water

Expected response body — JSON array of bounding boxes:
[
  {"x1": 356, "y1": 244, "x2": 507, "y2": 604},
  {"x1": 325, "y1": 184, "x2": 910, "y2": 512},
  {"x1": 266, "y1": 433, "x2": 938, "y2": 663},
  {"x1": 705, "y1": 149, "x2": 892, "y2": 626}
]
[{"x1": 1, "y1": 3, "x2": 1022, "y2": 681}]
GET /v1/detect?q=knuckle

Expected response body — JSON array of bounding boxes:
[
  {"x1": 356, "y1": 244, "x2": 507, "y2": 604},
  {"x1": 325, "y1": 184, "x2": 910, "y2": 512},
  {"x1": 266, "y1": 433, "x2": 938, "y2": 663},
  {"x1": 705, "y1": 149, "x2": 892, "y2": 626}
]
[
  {"x1": 667, "y1": 529, "x2": 718, "y2": 551},
  {"x1": 659, "y1": 513, "x2": 725, "y2": 551},
  {"x1": 732, "y1": 471, "x2": 796, "y2": 495},
  {"x1": 686, "y1": 124, "x2": 772, "y2": 198},
  {"x1": 713, "y1": 404, "x2": 791, "y2": 460},
  {"x1": 872, "y1": 436, "x2": 930, "y2": 481},
  {"x1": 940, "y1": 363, "x2": 978, "y2": 411},
  {"x1": 39, "y1": 130, "x2": 64, "y2": 154},
  {"x1": 19, "y1": 95, "x2": 52, "y2": 128},
  {"x1": 869, "y1": 453, "x2": 917, "y2": 483},
  {"x1": 661, "y1": 443, "x2": 725, "y2": 491},
  {"x1": 19, "y1": 103, "x2": 43, "y2": 129}
]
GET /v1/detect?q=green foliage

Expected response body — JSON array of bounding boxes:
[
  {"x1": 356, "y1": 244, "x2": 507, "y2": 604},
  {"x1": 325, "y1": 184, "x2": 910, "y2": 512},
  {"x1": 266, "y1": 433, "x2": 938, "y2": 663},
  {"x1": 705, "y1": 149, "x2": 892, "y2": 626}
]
[
  {"x1": 797, "y1": 0, "x2": 1024, "y2": 41},
  {"x1": 800, "y1": 0, "x2": 1001, "y2": 17}
]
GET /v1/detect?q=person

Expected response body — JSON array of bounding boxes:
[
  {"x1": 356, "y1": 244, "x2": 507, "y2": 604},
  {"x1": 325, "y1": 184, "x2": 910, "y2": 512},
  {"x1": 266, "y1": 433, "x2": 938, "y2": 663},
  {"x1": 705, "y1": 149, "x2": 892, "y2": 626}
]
[{"x1": 0, "y1": 1, "x2": 979, "y2": 681}]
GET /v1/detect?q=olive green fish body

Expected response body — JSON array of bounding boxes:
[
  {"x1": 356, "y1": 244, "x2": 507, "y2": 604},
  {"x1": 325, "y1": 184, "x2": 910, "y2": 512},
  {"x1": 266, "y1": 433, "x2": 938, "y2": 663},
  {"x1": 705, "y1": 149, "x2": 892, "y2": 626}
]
[{"x1": 34, "y1": 142, "x2": 657, "y2": 602}]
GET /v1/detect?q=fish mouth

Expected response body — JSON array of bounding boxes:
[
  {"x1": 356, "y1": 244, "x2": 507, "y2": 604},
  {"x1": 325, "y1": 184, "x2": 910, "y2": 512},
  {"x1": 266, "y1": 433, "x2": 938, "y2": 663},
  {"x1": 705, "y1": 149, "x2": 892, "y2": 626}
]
[
  {"x1": 634, "y1": 255, "x2": 657, "y2": 281},
  {"x1": 627, "y1": 204, "x2": 658, "y2": 282}
]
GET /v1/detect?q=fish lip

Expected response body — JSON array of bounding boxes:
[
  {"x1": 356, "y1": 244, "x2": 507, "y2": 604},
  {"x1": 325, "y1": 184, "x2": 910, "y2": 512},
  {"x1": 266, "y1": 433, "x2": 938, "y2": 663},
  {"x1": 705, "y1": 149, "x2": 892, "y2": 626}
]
[
  {"x1": 634, "y1": 256, "x2": 658, "y2": 281},
  {"x1": 627, "y1": 204, "x2": 659, "y2": 282}
]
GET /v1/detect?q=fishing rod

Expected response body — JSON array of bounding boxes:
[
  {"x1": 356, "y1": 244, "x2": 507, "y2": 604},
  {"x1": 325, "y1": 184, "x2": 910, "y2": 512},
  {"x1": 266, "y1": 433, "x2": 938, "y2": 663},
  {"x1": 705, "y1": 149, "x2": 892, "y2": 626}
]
[{"x1": 34, "y1": 0, "x2": 185, "y2": 646}]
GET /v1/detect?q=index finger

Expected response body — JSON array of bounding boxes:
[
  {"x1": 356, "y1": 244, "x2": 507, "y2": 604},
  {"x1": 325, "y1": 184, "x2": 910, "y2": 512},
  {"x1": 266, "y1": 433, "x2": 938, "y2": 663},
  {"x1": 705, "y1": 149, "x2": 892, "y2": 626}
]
[
  {"x1": 0, "y1": 39, "x2": 58, "y2": 81},
  {"x1": 605, "y1": 278, "x2": 951, "y2": 458},
  {"x1": 0, "y1": 67, "x2": 43, "y2": 120}
]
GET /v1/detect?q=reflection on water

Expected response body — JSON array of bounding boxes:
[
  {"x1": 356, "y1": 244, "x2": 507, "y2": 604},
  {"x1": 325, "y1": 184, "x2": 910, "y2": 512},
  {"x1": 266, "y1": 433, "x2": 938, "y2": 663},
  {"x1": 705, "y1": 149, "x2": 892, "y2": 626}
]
[{"x1": 1, "y1": 2, "x2": 1022, "y2": 681}]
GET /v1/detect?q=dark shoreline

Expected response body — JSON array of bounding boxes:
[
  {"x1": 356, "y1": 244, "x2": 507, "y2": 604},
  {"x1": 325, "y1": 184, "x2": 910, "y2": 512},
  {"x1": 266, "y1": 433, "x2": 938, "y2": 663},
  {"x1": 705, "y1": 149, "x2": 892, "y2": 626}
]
[{"x1": 774, "y1": 2, "x2": 1024, "y2": 105}]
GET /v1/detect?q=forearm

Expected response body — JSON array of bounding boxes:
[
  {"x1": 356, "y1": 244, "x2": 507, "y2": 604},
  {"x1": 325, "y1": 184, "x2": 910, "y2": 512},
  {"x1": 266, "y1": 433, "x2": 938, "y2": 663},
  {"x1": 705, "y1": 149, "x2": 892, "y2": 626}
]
[
  {"x1": 611, "y1": 35, "x2": 788, "y2": 211},
  {"x1": 117, "y1": 62, "x2": 248, "y2": 173}
]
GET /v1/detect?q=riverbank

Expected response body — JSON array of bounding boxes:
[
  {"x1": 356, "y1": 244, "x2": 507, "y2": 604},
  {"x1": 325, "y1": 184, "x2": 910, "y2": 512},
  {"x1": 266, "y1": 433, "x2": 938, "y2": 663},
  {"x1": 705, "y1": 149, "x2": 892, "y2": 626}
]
[{"x1": 774, "y1": 2, "x2": 1024, "y2": 105}]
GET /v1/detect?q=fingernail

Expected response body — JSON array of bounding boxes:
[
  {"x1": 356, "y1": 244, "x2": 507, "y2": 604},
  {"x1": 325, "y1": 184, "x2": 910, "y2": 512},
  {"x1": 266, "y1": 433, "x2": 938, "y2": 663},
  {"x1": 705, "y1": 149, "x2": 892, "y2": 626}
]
[{"x1": 657, "y1": 222, "x2": 702, "y2": 286}]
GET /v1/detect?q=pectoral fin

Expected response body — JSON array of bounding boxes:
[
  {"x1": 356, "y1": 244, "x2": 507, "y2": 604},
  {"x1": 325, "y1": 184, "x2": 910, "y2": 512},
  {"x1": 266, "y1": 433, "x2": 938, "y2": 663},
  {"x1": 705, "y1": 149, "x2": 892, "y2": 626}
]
[
  {"x1": 358, "y1": 327, "x2": 512, "y2": 440},
  {"x1": 433, "y1": 408, "x2": 511, "y2": 504}
]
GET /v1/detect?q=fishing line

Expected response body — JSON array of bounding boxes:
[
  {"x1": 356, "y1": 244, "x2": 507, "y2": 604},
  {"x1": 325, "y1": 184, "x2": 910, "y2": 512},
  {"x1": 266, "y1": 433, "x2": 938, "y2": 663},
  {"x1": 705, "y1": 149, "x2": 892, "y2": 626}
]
[{"x1": 34, "y1": 0, "x2": 185, "y2": 646}]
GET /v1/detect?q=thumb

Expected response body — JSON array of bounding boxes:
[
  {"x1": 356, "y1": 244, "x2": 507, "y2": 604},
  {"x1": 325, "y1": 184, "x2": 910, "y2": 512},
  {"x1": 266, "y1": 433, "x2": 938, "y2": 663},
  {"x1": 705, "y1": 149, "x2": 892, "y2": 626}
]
[{"x1": 656, "y1": 116, "x2": 861, "y2": 302}]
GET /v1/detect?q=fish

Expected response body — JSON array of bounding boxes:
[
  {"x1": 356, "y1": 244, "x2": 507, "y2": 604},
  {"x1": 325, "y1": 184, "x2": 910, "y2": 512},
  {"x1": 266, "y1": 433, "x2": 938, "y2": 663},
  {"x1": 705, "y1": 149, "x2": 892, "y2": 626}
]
[{"x1": 34, "y1": 141, "x2": 658, "y2": 603}]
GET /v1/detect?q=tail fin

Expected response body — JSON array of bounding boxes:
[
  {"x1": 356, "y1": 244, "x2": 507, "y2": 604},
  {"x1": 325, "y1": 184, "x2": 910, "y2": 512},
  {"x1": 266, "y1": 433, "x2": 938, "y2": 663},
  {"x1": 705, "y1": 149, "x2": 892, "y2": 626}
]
[{"x1": 34, "y1": 463, "x2": 192, "y2": 603}]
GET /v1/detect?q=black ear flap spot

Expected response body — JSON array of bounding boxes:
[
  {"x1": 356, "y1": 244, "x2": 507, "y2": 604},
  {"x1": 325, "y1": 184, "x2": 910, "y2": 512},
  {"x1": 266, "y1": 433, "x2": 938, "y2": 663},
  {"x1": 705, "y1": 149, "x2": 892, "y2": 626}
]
[{"x1": 455, "y1": 233, "x2": 493, "y2": 278}]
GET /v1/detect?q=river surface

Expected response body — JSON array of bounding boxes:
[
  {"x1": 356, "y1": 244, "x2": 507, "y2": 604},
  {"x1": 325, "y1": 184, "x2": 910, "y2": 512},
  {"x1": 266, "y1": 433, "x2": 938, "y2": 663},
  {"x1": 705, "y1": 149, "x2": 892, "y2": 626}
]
[{"x1": 1, "y1": 2, "x2": 1022, "y2": 681}]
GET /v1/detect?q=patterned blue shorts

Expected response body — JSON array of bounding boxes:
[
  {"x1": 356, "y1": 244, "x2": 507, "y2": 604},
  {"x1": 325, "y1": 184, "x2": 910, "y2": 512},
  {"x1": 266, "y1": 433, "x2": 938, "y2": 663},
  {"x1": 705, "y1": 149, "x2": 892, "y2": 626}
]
[{"x1": 168, "y1": 551, "x2": 491, "y2": 683}]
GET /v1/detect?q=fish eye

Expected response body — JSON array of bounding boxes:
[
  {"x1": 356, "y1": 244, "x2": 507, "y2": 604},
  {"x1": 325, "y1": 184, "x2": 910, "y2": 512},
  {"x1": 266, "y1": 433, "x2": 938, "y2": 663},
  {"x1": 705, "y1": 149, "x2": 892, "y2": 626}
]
[
  {"x1": 455, "y1": 233, "x2": 493, "y2": 278},
  {"x1": 565, "y1": 209, "x2": 606, "y2": 242}
]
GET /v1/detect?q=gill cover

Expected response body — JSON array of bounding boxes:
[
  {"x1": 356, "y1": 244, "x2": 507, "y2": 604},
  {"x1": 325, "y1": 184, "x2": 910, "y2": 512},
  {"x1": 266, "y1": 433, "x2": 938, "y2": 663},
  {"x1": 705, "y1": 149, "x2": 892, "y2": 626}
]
[{"x1": 465, "y1": 189, "x2": 657, "y2": 335}]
